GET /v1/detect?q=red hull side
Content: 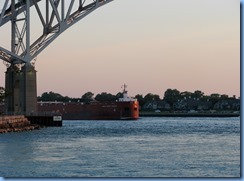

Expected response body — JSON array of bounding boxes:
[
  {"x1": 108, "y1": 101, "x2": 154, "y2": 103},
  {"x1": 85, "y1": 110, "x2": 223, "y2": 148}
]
[{"x1": 38, "y1": 101, "x2": 139, "y2": 120}]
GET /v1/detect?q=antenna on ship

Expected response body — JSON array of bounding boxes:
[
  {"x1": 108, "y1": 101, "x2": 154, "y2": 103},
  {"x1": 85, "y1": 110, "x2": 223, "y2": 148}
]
[
  {"x1": 121, "y1": 84, "x2": 127, "y2": 94},
  {"x1": 119, "y1": 84, "x2": 136, "y2": 102}
]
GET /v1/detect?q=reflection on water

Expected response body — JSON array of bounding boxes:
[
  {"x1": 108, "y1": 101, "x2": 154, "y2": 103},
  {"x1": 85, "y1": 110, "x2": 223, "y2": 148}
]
[{"x1": 0, "y1": 117, "x2": 240, "y2": 177}]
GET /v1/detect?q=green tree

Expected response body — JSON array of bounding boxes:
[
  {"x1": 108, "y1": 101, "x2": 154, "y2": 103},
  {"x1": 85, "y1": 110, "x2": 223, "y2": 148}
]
[
  {"x1": 115, "y1": 92, "x2": 123, "y2": 100},
  {"x1": 95, "y1": 92, "x2": 116, "y2": 102},
  {"x1": 81, "y1": 92, "x2": 94, "y2": 103},
  {"x1": 210, "y1": 93, "x2": 220, "y2": 98},
  {"x1": 135, "y1": 94, "x2": 145, "y2": 107},
  {"x1": 209, "y1": 93, "x2": 220, "y2": 108},
  {"x1": 220, "y1": 94, "x2": 229, "y2": 99},
  {"x1": 39, "y1": 91, "x2": 70, "y2": 102},
  {"x1": 180, "y1": 91, "x2": 192, "y2": 99},
  {"x1": 193, "y1": 90, "x2": 204, "y2": 99},
  {"x1": 144, "y1": 93, "x2": 160, "y2": 103},
  {"x1": 163, "y1": 89, "x2": 180, "y2": 107},
  {"x1": 62, "y1": 96, "x2": 71, "y2": 102}
]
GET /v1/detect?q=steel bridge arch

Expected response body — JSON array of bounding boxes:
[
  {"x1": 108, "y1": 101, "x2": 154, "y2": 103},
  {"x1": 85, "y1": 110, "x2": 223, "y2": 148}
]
[
  {"x1": 0, "y1": 0, "x2": 114, "y2": 66},
  {"x1": 0, "y1": 0, "x2": 114, "y2": 114}
]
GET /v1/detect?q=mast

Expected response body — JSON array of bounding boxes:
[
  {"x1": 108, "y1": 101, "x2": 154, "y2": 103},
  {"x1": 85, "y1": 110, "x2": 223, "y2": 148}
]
[{"x1": 121, "y1": 84, "x2": 127, "y2": 94}]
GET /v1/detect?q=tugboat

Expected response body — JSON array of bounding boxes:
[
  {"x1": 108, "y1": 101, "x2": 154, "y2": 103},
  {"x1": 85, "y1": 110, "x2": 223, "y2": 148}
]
[{"x1": 38, "y1": 84, "x2": 139, "y2": 120}]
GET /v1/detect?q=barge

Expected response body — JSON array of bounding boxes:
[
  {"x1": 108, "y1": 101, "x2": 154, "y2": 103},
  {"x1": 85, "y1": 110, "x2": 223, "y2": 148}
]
[{"x1": 38, "y1": 85, "x2": 139, "y2": 120}]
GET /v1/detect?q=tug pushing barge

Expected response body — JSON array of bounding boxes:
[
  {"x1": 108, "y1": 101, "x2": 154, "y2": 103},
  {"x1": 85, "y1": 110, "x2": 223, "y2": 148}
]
[{"x1": 38, "y1": 85, "x2": 139, "y2": 120}]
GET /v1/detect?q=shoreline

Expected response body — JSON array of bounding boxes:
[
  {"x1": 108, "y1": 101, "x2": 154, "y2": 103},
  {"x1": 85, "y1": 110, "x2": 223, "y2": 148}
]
[{"x1": 139, "y1": 112, "x2": 240, "y2": 117}]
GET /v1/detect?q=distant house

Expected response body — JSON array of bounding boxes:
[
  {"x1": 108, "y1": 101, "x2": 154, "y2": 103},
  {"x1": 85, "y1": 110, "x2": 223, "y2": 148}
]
[
  {"x1": 173, "y1": 99, "x2": 187, "y2": 110},
  {"x1": 143, "y1": 100, "x2": 170, "y2": 110},
  {"x1": 157, "y1": 101, "x2": 171, "y2": 110},
  {"x1": 173, "y1": 98, "x2": 212, "y2": 111},
  {"x1": 214, "y1": 99, "x2": 240, "y2": 110},
  {"x1": 197, "y1": 101, "x2": 212, "y2": 111}
]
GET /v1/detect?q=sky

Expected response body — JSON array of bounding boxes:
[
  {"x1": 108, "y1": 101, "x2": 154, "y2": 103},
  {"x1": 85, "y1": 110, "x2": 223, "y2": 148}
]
[{"x1": 0, "y1": 0, "x2": 240, "y2": 98}]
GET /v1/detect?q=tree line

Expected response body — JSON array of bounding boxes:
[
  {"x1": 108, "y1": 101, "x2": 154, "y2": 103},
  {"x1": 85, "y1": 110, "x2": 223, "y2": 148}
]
[
  {"x1": 37, "y1": 91, "x2": 124, "y2": 103},
  {"x1": 37, "y1": 89, "x2": 239, "y2": 108},
  {"x1": 0, "y1": 87, "x2": 239, "y2": 110},
  {"x1": 136, "y1": 89, "x2": 239, "y2": 110}
]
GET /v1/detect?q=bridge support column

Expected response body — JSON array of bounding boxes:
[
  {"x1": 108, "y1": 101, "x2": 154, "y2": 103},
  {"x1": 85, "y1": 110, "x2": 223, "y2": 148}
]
[
  {"x1": 5, "y1": 64, "x2": 37, "y2": 115},
  {"x1": 20, "y1": 65, "x2": 37, "y2": 115},
  {"x1": 5, "y1": 65, "x2": 20, "y2": 114}
]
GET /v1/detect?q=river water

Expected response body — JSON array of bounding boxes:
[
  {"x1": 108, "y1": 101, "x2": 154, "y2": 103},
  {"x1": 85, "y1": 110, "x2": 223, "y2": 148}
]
[{"x1": 0, "y1": 117, "x2": 240, "y2": 178}]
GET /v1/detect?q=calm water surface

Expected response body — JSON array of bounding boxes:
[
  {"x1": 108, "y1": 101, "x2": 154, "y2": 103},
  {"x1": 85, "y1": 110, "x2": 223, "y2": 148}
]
[{"x1": 0, "y1": 117, "x2": 240, "y2": 177}]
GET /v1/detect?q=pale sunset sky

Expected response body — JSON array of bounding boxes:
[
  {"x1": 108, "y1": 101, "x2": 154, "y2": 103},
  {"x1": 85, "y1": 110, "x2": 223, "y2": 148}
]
[{"x1": 0, "y1": 0, "x2": 240, "y2": 98}]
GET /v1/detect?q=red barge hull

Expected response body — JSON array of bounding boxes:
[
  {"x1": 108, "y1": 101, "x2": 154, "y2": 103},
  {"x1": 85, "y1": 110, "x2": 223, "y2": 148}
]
[{"x1": 38, "y1": 101, "x2": 139, "y2": 120}]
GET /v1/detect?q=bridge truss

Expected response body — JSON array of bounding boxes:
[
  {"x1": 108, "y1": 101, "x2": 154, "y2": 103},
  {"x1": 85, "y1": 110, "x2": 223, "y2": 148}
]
[
  {"x1": 0, "y1": 0, "x2": 113, "y2": 114},
  {"x1": 0, "y1": 0, "x2": 113, "y2": 66}
]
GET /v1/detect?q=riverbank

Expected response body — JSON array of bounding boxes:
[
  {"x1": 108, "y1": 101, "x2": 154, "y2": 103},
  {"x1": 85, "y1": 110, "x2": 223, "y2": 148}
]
[
  {"x1": 139, "y1": 112, "x2": 240, "y2": 117},
  {"x1": 0, "y1": 115, "x2": 41, "y2": 134}
]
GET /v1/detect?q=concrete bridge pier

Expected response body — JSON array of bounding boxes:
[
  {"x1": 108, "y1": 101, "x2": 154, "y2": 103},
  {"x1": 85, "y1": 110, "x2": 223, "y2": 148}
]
[
  {"x1": 5, "y1": 64, "x2": 37, "y2": 115},
  {"x1": 5, "y1": 65, "x2": 20, "y2": 114},
  {"x1": 20, "y1": 64, "x2": 37, "y2": 115}
]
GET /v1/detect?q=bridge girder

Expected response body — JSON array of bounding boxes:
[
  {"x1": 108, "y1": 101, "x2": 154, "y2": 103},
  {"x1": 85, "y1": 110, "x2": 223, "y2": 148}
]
[
  {"x1": 0, "y1": 0, "x2": 114, "y2": 115},
  {"x1": 0, "y1": 0, "x2": 113, "y2": 66}
]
